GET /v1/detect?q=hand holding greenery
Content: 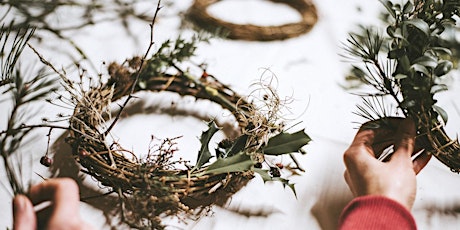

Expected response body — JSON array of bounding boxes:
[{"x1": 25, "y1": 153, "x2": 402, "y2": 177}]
[{"x1": 344, "y1": 0, "x2": 460, "y2": 172}]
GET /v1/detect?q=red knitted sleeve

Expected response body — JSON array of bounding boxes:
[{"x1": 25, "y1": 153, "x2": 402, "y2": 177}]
[{"x1": 338, "y1": 195, "x2": 417, "y2": 230}]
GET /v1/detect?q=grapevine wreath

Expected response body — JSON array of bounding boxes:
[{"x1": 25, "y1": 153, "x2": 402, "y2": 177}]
[
  {"x1": 63, "y1": 38, "x2": 310, "y2": 228},
  {"x1": 186, "y1": 0, "x2": 318, "y2": 41}
]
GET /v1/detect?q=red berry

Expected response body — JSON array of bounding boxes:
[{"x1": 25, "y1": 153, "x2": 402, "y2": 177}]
[
  {"x1": 40, "y1": 156, "x2": 53, "y2": 167},
  {"x1": 79, "y1": 149, "x2": 90, "y2": 157},
  {"x1": 275, "y1": 163, "x2": 284, "y2": 169}
]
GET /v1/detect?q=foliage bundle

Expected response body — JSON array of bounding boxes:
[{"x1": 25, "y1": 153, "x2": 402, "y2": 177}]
[{"x1": 344, "y1": 0, "x2": 460, "y2": 171}]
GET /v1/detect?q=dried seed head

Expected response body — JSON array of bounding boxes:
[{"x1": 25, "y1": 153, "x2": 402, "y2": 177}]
[{"x1": 269, "y1": 166, "x2": 281, "y2": 177}]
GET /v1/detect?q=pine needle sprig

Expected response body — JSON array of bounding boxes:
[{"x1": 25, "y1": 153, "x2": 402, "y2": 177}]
[
  {"x1": 0, "y1": 23, "x2": 34, "y2": 87},
  {"x1": 342, "y1": 28, "x2": 385, "y2": 64},
  {"x1": 0, "y1": 23, "x2": 60, "y2": 195}
]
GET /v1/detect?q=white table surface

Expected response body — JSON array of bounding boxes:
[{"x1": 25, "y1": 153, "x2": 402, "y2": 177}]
[{"x1": 1, "y1": 0, "x2": 460, "y2": 229}]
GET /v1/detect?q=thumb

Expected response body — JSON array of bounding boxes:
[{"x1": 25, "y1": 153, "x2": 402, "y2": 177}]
[
  {"x1": 13, "y1": 195, "x2": 36, "y2": 230},
  {"x1": 391, "y1": 118, "x2": 415, "y2": 162}
]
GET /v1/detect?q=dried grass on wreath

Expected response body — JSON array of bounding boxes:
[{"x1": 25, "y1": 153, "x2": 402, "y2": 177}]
[{"x1": 63, "y1": 57, "x2": 294, "y2": 229}]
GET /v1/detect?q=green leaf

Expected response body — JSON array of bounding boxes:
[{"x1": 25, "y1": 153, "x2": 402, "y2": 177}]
[
  {"x1": 430, "y1": 84, "x2": 448, "y2": 94},
  {"x1": 400, "y1": 99, "x2": 416, "y2": 109},
  {"x1": 253, "y1": 168, "x2": 297, "y2": 198},
  {"x1": 194, "y1": 121, "x2": 220, "y2": 169},
  {"x1": 253, "y1": 168, "x2": 272, "y2": 182},
  {"x1": 399, "y1": 55, "x2": 411, "y2": 72},
  {"x1": 431, "y1": 47, "x2": 452, "y2": 56},
  {"x1": 413, "y1": 55, "x2": 438, "y2": 68},
  {"x1": 434, "y1": 60, "x2": 453, "y2": 76},
  {"x1": 263, "y1": 130, "x2": 311, "y2": 155},
  {"x1": 204, "y1": 153, "x2": 254, "y2": 175},
  {"x1": 388, "y1": 48, "x2": 405, "y2": 59},
  {"x1": 226, "y1": 134, "x2": 248, "y2": 157},
  {"x1": 404, "y1": 18, "x2": 430, "y2": 35},
  {"x1": 379, "y1": 0, "x2": 396, "y2": 18},
  {"x1": 433, "y1": 105, "x2": 448, "y2": 124},
  {"x1": 410, "y1": 64, "x2": 430, "y2": 76},
  {"x1": 394, "y1": 74, "x2": 407, "y2": 80},
  {"x1": 403, "y1": 1, "x2": 414, "y2": 14}
]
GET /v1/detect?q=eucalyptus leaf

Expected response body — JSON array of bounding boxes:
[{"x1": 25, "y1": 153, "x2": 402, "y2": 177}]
[
  {"x1": 204, "y1": 153, "x2": 254, "y2": 175},
  {"x1": 263, "y1": 130, "x2": 311, "y2": 155}
]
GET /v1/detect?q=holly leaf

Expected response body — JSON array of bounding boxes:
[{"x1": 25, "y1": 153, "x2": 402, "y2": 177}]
[
  {"x1": 193, "y1": 121, "x2": 220, "y2": 170},
  {"x1": 225, "y1": 134, "x2": 248, "y2": 158},
  {"x1": 262, "y1": 130, "x2": 311, "y2": 155},
  {"x1": 253, "y1": 168, "x2": 297, "y2": 198},
  {"x1": 204, "y1": 153, "x2": 254, "y2": 175}
]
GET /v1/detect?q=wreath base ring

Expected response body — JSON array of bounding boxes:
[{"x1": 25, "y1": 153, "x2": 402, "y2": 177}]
[
  {"x1": 187, "y1": 0, "x2": 318, "y2": 41},
  {"x1": 65, "y1": 58, "x2": 257, "y2": 228}
]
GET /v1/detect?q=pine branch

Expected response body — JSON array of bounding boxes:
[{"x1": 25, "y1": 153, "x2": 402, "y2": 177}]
[
  {"x1": 1, "y1": 23, "x2": 35, "y2": 87},
  {"x1": 0, "y1": 23, "x2": 60, "y2": 195}
]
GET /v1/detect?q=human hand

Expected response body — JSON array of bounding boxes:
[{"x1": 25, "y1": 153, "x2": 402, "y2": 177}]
[
  {"x1": 343, "y1": 117, "x2": 432, "y2": 210},
  {"x1": 12, "y1": 178, "x2": 94, "y2": 230}
]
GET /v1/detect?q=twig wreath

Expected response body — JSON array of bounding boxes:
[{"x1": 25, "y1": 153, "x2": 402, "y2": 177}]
[
  {"x1": 343, "y1": 0, "x2": 460, "y2": 172},
  {"x1": 63, "y1": 50, "x2": 309, "y2": 229},
  {"x1": 30, "y1": 5, "x2": 310, "y2": 229},
  {"x1": 186, "y1": 0, "x2": 318, "y2": 41}
]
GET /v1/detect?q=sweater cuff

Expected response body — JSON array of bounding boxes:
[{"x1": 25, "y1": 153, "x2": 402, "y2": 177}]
[{"x1": 339, "y1": 195, "x2": 417, "y2": 230}]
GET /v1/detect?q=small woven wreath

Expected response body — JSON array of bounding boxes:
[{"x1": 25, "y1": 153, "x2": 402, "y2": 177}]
[
  {"x1": 187, "y1": 0, "x2": 318, "y2": 41},
  {"x1": 64, "y1": 55, "x2": 310, "y2": 229}
]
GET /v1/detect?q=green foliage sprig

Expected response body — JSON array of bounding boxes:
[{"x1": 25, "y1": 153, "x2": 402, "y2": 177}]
[
  {"x1": 344, "y1": 0, "x2": 460, "y2": 172},
  {"x1": 0, "y1": 24, "x2": 58, "y2": 195}
]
